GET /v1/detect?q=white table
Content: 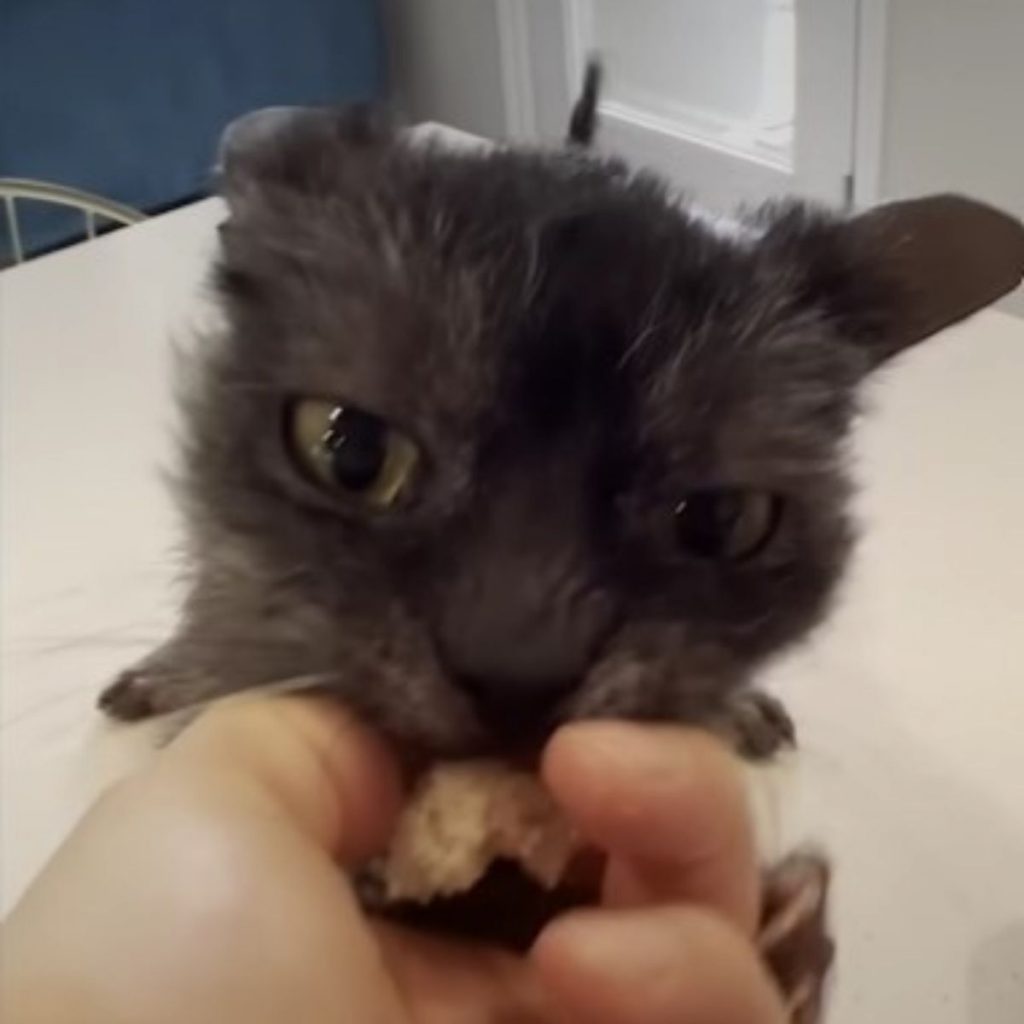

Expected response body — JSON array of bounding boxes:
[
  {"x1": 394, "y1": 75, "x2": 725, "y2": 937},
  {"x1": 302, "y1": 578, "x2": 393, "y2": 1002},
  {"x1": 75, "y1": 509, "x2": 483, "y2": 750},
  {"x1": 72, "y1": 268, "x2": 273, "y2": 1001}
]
[{"x1": 3, "y1": 196, "x2": 1023, "y2": 1024}]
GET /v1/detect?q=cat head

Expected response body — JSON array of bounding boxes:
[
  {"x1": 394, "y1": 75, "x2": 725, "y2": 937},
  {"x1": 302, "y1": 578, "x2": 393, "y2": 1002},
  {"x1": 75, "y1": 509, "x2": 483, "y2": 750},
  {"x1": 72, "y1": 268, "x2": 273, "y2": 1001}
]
[{"x1": 177, "y1": 105, "x2": 1024, "y2": 754}]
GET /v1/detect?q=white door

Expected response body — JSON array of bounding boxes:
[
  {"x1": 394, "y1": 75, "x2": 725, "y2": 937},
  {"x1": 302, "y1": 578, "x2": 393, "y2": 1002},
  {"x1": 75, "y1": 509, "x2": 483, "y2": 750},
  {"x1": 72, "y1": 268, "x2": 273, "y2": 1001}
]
[{"x1": 513, "y1": 0, "x2": 857, "y2": 214}]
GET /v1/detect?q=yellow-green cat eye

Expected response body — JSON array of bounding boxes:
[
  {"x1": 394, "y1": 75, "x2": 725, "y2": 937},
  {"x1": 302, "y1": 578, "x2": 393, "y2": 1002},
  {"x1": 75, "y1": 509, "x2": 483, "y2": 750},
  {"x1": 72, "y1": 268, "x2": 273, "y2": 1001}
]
[
  {"x1": 674, "y1": 488, "x2": 783, "y2": 562},
  {"x1": 288, "y1": 398, "x2": 420, "y2": 508}
]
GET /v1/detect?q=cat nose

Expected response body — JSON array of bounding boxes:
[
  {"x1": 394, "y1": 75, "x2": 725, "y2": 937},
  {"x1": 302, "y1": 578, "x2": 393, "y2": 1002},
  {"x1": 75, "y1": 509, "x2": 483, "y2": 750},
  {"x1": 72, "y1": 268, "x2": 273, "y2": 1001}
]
[
  {"x1": 438, "y1": 610, "x2": 606, "y2": 734},
  {"x1": 433, "y1": 563, "x2": 619, "y2": 734},
  {"x1": 453, "y1": 671, "x2": 578, "y2": 735}
]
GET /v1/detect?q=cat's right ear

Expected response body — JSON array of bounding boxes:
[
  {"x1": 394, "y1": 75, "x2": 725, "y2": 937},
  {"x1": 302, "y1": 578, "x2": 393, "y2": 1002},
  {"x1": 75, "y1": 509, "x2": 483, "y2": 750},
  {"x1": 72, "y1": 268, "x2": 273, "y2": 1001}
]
[
  {"x1": 759, "y1": 194, "x2": 1024, "y2": 365},
  {"x1": 845, "y1": 195, "x2": 1024, "y2": 360},
  {"x1": 215, "y1": 104, "x2": 391, "y2": 214}
]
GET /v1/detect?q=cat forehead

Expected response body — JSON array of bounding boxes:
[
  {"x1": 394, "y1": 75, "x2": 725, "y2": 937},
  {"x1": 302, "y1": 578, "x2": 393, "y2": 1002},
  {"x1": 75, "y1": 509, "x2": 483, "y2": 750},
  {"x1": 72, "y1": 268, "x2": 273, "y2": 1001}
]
[
  {"x1": 224, "y1": 141, "x2": 689, "y2": 271},
  {"x1": 224, "y1": 142, "x2": 763, "y2": 345},
  {"x1": 218, "y1": 144, "x2": 866, "y2": 464}
]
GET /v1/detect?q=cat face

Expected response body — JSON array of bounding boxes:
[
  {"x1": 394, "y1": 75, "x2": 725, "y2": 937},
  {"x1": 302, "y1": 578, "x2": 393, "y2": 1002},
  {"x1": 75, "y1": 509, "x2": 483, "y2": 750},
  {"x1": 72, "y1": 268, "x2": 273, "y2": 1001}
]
[{"x1": 175, "y1": 108, "x2": 1023, "y2": 754}]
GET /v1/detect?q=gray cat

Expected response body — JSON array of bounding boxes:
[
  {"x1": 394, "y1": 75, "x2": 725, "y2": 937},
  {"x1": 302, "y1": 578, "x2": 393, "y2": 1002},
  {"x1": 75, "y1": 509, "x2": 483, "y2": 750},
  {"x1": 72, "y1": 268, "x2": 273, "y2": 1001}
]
[
  {"x1": 99, "y1": 98, "x2": 1024, "y2": 765},
  {"x1": 95, "y1": 89, "x2": 1024, "y2": 1013}
]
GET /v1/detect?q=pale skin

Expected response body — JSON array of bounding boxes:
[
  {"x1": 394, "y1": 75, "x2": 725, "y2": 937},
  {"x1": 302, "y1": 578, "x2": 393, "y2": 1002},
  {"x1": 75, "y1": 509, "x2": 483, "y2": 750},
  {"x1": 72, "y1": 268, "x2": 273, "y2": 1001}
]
[{"x1": 3, "y1": 697, "x2": 787, "y2": 1024}]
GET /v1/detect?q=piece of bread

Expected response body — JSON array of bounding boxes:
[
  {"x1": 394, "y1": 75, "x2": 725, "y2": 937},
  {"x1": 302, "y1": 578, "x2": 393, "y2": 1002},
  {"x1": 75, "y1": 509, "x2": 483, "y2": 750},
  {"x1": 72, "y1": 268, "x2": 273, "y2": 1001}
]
[{"x1": 379, "y1": 760, "x2": 580, "y2": 904}]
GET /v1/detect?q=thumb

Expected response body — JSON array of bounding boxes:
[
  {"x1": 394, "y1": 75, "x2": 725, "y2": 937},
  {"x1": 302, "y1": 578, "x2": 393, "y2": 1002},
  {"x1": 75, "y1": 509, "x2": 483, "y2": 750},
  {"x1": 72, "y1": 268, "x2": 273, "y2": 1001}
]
[{"x1": 4, "y1": 697, "x2": 410, "y2": 1024}]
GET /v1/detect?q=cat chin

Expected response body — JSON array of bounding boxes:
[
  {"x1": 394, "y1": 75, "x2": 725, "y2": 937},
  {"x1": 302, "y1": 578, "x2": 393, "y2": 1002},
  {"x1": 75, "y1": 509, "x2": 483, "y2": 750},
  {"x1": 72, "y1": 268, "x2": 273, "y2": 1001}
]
[
  {"x1": 326, "y1": 686, "x2": 488, "y2": 760},
  {"x1": 337, "y1": 661, "x2": 742, "y2": 761}
]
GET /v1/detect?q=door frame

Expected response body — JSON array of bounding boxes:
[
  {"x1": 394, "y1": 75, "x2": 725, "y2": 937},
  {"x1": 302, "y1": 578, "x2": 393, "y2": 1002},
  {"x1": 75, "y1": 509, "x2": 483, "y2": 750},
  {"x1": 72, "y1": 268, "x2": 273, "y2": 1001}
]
[{"x1": 852, "y1": 0, "x2": 890, "y2": 208}]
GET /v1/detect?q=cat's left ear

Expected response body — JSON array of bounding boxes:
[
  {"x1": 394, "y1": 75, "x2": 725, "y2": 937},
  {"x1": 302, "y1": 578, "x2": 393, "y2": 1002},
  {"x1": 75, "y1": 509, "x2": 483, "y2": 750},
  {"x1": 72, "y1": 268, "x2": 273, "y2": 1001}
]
[
  {"x1": 846, "y1": 194, "x2": 1024, "y2": 361},
  {"x1": 215, "y1": 104, "x2": 391, "y2": 213}
]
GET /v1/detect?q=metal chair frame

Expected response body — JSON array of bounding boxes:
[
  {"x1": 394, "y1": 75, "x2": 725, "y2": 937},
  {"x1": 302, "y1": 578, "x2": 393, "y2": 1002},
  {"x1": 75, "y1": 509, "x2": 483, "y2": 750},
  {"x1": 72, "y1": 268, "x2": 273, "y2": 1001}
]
[{"x1": 0, "y1": 178, "x2": 145, "y2": 264}]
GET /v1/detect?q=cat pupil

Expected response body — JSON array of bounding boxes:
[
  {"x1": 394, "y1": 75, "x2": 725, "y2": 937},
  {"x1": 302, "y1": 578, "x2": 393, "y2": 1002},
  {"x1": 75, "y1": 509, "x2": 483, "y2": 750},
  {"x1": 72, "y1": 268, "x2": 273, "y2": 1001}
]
[
  {"x1": 674, "y1": 489, "x2": 778, "y2": 561},
  {"x1": 323, "y1": 407, "x2": 386, "y2": 491}
]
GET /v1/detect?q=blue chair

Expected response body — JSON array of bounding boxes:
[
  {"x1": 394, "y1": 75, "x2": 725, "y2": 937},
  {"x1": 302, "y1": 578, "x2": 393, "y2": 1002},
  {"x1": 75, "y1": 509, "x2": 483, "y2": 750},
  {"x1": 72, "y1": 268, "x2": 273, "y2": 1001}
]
[{"x1": 0, "y1": 0, "x2": 384, "y2": 261}]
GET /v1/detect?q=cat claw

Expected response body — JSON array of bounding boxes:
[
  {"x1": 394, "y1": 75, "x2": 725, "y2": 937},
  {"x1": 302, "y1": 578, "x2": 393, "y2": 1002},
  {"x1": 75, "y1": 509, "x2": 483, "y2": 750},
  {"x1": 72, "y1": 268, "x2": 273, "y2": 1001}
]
[
  {"x1": 719, "y1": 689, "x2": 796, "y2": 760},
  {"x1": 759, "y1": 850, "x2": 834, "y2": 1024}
]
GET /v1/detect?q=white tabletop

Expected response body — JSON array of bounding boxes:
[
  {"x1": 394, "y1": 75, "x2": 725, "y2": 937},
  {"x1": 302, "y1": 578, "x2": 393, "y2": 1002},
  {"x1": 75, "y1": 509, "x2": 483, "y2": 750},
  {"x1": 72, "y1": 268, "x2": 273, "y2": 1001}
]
[{"x1": 3, "y1": 196, "x2": 1023, "y2": 1024}]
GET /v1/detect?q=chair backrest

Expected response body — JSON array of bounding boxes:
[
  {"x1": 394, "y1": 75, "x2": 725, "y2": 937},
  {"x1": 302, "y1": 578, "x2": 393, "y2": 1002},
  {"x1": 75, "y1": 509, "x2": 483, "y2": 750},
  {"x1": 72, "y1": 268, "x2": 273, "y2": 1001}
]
[{"x1": 1, "y1": 178, "x2": 145, "y2": 265}]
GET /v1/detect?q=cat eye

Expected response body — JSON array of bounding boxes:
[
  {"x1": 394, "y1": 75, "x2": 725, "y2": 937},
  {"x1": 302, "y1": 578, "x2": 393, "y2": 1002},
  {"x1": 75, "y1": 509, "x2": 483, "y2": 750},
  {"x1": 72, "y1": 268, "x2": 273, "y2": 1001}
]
[
  {"x1": 288, "y1": 398, "x2": 421, "y2": 508},
  {"x1": 674, "y1": 489, "x2": 782, "y2": 561}
]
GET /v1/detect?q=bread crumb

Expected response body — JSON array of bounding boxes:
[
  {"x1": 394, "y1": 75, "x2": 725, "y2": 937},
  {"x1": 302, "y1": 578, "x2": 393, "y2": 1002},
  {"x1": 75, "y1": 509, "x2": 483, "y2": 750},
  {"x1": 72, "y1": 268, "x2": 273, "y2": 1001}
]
[{"x1": 381, "y1": 760, "x2": 578, "y2": 903}]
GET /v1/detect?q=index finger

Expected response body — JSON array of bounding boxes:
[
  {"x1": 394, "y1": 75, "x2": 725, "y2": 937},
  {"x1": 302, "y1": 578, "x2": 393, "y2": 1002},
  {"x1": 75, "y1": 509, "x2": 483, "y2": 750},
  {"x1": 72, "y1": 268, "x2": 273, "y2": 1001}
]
[
  {"x1": 542, "y1": 722, "x2": 759, "y2": 933},
  {"x1": 163, "y1": 695, "x2": 403, "y2": 864}
]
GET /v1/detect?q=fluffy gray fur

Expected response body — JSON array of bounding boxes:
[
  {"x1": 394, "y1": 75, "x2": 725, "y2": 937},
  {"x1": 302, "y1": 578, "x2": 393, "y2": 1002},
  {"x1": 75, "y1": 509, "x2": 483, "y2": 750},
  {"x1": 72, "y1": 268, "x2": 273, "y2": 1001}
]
[{"x1": 99, "y1": 104, "x2": 1024, "y2": 758}]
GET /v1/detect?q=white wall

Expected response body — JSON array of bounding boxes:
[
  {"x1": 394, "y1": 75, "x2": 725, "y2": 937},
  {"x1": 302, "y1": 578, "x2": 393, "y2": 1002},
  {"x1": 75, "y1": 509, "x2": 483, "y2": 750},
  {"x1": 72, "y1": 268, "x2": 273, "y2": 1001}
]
[
  {"x1": 382, "y1": 0, "x2": 508, "y2": 138},
  {"x1": 382, "y1": 0, "x2": 576, "y2": 144},
  {"x1": 877, "y1": 0, "x2": 1024, "y2": 314}
]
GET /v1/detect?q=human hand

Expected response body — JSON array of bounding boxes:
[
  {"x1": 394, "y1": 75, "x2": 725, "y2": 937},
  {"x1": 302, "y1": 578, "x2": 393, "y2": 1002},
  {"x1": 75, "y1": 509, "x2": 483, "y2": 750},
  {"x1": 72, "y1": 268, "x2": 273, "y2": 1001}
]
[{"x1": 3, "y1": 697, "x2": 789, "y2": 1023}]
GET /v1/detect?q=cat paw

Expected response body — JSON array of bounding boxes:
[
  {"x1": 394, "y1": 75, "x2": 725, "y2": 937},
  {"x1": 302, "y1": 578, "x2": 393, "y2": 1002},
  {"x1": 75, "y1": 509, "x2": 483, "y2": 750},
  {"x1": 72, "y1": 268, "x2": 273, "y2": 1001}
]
[
  {"x1": 98, "y1": 670, "x2": 160, "y2": 721},
  {"x1": 759, "y1": 851, "x2": 833, "y2": 1024},
  {"x1": 717, "y1": 689, "x2": 796, "y2": 760},
  {"x1": 98, "y1": 655, "x2": 212, "y2": 722}
]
